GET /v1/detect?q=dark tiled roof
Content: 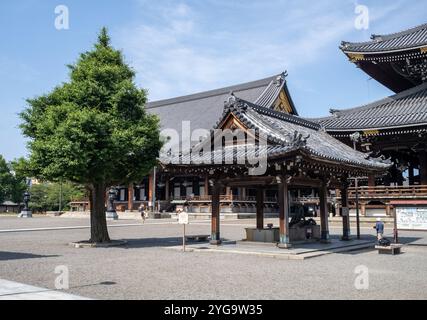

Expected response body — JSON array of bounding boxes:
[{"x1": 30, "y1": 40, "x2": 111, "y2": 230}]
[
  {"x1": 341, "y1": 23, "x2": 427, "y2": 53},
  {"x1": 311, "y1": 82, "x2": 427, "y2": 131},
  {"x1": 165, "y1": 99, "x2": 390, "y2": 171},
  {"x1": 146, "y1": 73, "x2": 295, "y2": 136}
]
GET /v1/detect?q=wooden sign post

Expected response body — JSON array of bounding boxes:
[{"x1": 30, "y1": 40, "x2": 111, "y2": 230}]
[{"x1": 178, "y1": 210, "x2": 189, "y2": 252}]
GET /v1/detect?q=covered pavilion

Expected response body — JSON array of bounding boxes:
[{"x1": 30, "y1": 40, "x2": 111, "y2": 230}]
[{"x1": 161, "y1": 96, "x2": 390, "y2": 247}]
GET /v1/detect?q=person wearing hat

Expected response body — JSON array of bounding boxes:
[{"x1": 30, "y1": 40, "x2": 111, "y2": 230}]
[{"x1": 374, "y1": 218, "x2": 385, "y2": 241}]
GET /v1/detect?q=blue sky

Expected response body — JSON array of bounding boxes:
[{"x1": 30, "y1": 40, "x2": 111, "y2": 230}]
[{"x1": 1, "y1": 0, "x2": 426, "y2": 161}]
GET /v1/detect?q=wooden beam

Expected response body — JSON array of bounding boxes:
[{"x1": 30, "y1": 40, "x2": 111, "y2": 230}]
[{"x1": 221, "y1": 176, "x2": 276, "y2": 187}]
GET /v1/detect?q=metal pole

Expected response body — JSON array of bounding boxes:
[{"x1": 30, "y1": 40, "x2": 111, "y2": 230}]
[
  {"x1": 152, "y1": 167, "x2": 156, "y2": 212},
  {"x1": 394, "y1": 209, "x2": 399, "y2": 244}
]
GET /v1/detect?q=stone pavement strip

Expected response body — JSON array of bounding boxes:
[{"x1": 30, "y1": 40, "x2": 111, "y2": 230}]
[
  {"x1": 0, "y1": 279, "x2": 91, "y2": 300},
  {"x1": 166, "y1": 238, "x2": 377, "y2": 260}
]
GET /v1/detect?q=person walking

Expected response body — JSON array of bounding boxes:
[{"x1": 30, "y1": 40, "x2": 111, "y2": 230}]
[
  {"x1": 139, "y1": 204, "x2": 147, "y2": 223},
  {"x1": 375, "y1": 218, "x2": 385, "y2": 242}
]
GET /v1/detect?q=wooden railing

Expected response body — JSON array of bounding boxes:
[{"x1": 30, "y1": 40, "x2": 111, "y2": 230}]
[
  {"x1": 172, "y1": 195, "x2": 278, "y2": 202},
  {"x1": 345, "y1": 185, "x2": 427, "y2": 200}
]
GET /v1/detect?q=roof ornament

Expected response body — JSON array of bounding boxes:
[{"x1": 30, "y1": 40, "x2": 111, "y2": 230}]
[
  {"x1": 224, "y1": 91, "x2": 237, "y2": 108},
  {"x1": 285, "y1": 131, "x2": 310, "y2": 148},
  {"x1": 329, "y1": 108, "x2": 341, "y2": 117},
  {"x1": 275, "y1": 71, "x2": 288, "y2": 87},
  {"x1": 370, "y1": 34, "x2": 383, "y2": 42},
  {"x1": 340, "y1": 41, "x2": 350, "y2": 49},
  {"x1": 368, "y1": 154, "x2": 393, "y2": 165}
]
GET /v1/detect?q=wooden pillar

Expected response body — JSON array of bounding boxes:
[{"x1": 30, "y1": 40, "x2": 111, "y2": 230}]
[
  {"x1": 165, "y1": 176, "x2": 170, "y2": 201},
  {"x1": 319, "y1": 182, "x2": 330, "y2": 243},
  {"x1": 127, "y1": 184, "x2": 134, "y2": 211},
  {"x1": 256, "y1": 188, "x2": 264, "y2": 230},
  {"x1": 419, "y1": 150, "x2": 427, "y2": 185},
  {"x1": 340, "y1": 184, "x2": 351, "y2": 241},
  {"x1": 278, "y1": 177, "x2": 291, "y2": 248},
  {"x1": 385, "y1": 202, "x2": 391, "y2": 217},
  {"x1": 360, "y1": 202, "x2": 367, "y2": 216},
  {"x1": 210, "y1": 181, "x2": 222, "y2": 245},
  {"x1": 226, "y1": 187, "x2": 232, "y2": 200},
  {"x1": 241, "y1": 187, "x2": 247, "y2": 200},
  {"x1": 368, "y1": 175, "x2": 375, "y2": 188},
  {"x1": 204, "y1": 176, "x2": 209, "y2": 196},
  {"x1": 148, "y1": 173, "x2": 153, "y2": 203}
]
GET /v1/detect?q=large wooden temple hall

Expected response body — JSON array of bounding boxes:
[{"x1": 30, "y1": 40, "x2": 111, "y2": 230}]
[{"x1": 71, "y1": 23, "x2": 427, "y2": 237}]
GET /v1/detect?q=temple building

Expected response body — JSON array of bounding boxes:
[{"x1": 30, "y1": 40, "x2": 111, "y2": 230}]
[
  {"x1": 312, "y1": 23, "x2": 427, "y2": 216},
  {"x1": 113, "y1": 73, "x2": 305, "y2": 215},
  {"x1": 80, "y1": 23, "x2": 427, "y2": 220}
]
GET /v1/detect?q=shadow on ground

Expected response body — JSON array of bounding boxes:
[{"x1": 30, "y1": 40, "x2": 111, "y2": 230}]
[
  {"x1": 0, "y1": 251, "x2": 60, "y2": 261},
  {"x1": 104, "y1": 237, "x2": 209, "y2": 249}
]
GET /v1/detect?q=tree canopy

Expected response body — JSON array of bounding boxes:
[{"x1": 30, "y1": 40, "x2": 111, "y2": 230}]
[
  {"x1": 20, "y1": 28, "x2": 163, "y2": 242},
  {"x1": 0, "y1": 155, "x2": 27, "y2": 204},
  {"x1": 29, "y1": 182, "x2": 86, "y2": 213}
]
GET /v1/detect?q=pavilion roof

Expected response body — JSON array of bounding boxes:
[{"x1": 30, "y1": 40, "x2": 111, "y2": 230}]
[
  {"x1": 146, "y1": 72, "x2": 298, "y2": 137},
  {"x1": 1, "y1": 201, "x2": 18, "y2": 206},
  {"x1": 311, "y1": 82, "x2": 427, "y2": 132},
  {"x1": 163, "y1": 98, "x2": 390, "y2": 172},
  {"x1": 341, "y1": 23, "x2": 427, "y2": 54}
]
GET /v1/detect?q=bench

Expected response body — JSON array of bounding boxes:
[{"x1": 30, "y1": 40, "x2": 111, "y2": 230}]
[
  {"x1": 375, "y1": 244, "x2": 403, "y2": 255},
  {"x1": 186, "y1": 235, "x2": 209, "y2": 242}
]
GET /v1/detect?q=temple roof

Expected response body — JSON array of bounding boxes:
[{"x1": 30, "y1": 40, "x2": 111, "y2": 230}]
[
  {"x1": 1, "y1": 201, "x2": 18, "y2": 206},
  {"x1": 166, "y1": 98, "x2": 390, "y2": 172},
  {"x1": 340, "y1": 23, "x2": 427, "y2": 93},
  {"x1": 341, "y1": 23, "x2": 427, "y2": 54},
  {"x1": 311, "y1": 82, "x2": 427, "y2": 132},
  {"x1": 146, "y1": 73, "x2": 298, "y2": 136}
]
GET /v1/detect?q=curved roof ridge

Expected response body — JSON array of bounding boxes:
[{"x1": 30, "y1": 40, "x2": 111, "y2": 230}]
[
  {"x1": 342, "y1": 22, "x2": 427, "y2": 48},
  {"x1": 242, "y1": 99, "x2": 321, "y2": 130},
  {"x1": 373, "y1": 22, "x2": 427, "y2": 41},
  {"x1": 330, "y1": 82, "x2": 427, "y2": 116},
  {"x1": 146, "y1": 74, "x2": 282, "y2": 109}
]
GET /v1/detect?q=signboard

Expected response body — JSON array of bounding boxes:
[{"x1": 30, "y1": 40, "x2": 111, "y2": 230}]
[
  {"x1": 396, "y1": 207, "x2": 427, "y2": 231},
  {"x1": 178, "y1": 211, "x2": 189, "y2": 225}
]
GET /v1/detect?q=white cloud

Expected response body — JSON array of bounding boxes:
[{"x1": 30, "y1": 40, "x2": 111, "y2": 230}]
[{"x1": 117, "y1": 0, "x2": 414, "y2": 101}]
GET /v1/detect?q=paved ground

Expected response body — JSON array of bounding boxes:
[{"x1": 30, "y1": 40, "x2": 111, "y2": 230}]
[
  {"x1": 0, "y1": 216, "x2": 426, "y2": 300},
  {"x1": 0, "y1": 279, "x2": 90, "y2": 300}
]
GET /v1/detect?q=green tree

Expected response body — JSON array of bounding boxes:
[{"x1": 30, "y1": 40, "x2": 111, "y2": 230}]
[
  {"x1": 20, "y1": 28, "x2": 163, "y2": 242},
  {"x1": 29, "y1": 182, "x2": 86, "y2": 213},
  {"x1": 9, "y1": 158, "x2": 28, "y2": 203},
  {"x1": 0, "y1": 155, "x2": 27, "y2": 204},
  {"x1": 0, "y1": 155, "x2": 13, "y2": 203}
]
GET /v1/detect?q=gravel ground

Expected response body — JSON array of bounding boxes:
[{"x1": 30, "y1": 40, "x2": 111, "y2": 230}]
[{"x1": 0, "y1": 216, "x2": 426, "y2": 300}]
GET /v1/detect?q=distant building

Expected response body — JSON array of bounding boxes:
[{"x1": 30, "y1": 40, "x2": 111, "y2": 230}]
[{"x1": 0, "y1": 201, "x2": 22, "y2": 213}]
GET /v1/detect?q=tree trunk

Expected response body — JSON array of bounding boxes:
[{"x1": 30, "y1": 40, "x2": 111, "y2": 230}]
[{"x1": 89, "y1": 183, "x2": 111, "y2": 243}]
